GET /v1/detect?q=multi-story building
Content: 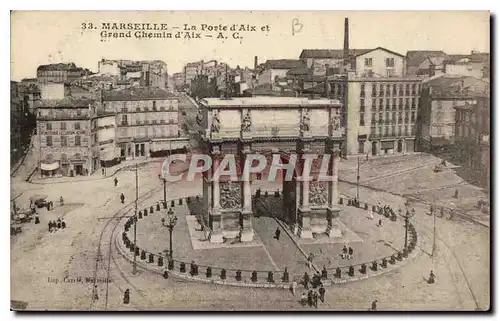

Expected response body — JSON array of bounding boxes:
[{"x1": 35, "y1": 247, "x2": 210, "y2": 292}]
[
  {"x1": 36, "y1": 63, "x2": 91, "y2": 85},
  {"x1": 454, "y1": 96, "x2": 490, "y2": 189},
  {"x1": 101, "y1": 87, "x2": 188, "y2": 159},
  {"x1": 444, "y1": 51, "x2": 490, "y2": 80},
  {"x1": 405, "y1": 50, "x2": 447, "y2": 77},
  {"x1": 97, "y1": 59, "x2": 168, "y2": 89},
  {"x1": 417, "y1": 75, "x2": 489, "y2": 151},
  {"x1": 18, "y1": 79, "x2": 41, "y2": 114},
  {"x1": 299, "y1": 47, "x2": 406, "y2": 78},
  {"x1": 345, "y1": 72, "x2": 422, "y2": 156},
  {"x1": 257, "y1": 59, "x2": 304, "y2": 88},
  {"x1": 36, "y1": 97, "x2": 94, "y2": 178},
  {"x1": 172, "y1": 72, "x2": 185, "y2": 91}
]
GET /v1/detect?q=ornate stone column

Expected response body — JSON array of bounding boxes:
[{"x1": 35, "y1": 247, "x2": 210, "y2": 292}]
[
  {"x1": 297, "y1": 147, "x2": 313, "y2": 239},
  {"x1": 240, "y1": 144, "x2": 254, "y2": 242},
  {"x1": 326, "y1": 147, "x2": 342, "y2": 238},
  {"x1": 209, "y1": 145, "x2": 223, "y2": 243}
]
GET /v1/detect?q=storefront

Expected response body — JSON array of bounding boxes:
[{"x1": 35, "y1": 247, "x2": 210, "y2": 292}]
[{"x1": 40, "y1": 161, "x2": 60, "y2": 177}]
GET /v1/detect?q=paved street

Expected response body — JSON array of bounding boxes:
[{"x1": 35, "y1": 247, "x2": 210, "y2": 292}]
[{"x1": 10, "y1": 153, "x2": 490, "y2": 310}]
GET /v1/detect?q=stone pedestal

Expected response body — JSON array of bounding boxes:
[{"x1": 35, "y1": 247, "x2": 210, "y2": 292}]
[
  {"x1": 209, "y1": 209, "x2": 223, "y2": 243},
  {"x1": 298, "y1": 207, "x2": 313, "y2": 239},
  {"x1": 326, "y1": 207, "x2": 342, "y2": 238}
]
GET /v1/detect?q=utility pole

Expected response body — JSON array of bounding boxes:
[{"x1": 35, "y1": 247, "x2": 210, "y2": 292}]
[
  {"x1": 163, "y1": 178, "x2": 167, "y2": 205},
  {"x1": 133, "y1": 163, "x2": 138, "y2": 275},
  {"x1": 432, "y1": 205, "x2": 436, "y2": 257},
  {"x1": 356, "y1": 156, "x2": 360, "y2": 201}
]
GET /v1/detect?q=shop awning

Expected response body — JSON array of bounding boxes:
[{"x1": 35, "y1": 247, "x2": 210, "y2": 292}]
[{"x1": 40, "y1": 162, "x2": 59, "y2": 171}]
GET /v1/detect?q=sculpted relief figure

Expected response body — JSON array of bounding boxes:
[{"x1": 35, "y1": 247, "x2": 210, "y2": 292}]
[
  {"x1": 211, "y1": 110, "x2": 220, "y2": 133},
  {"x1": 300, "y1": 109, "x2": 310, "y2": 132},
  {"x1": 241, "y1": 110, "x2": 252, "y2": 132},
  {"x1": 196, "y1": 110, "x2": 203, "y2": 126},
  {"x1": 220, "y1": 183, "x2": 242, "y2": 209},
  {"x1": 309, "y1": 181, "x2": 328, "y2": 206},
  {"x1": 331, "y1": 109, "x2": 342, "y2": 132}
]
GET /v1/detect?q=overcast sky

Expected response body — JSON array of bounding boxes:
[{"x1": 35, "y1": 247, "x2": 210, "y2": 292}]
[{"x1": 11, "y1": 11, "x2": 490, "y2": 81}]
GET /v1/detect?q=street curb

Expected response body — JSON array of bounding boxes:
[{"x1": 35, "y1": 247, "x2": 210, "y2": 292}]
[
  {"x1": 115, "y1": 196, "x2": 421, "y2": 290},
  {"x1": 28, "y1": 159, "x2": 163, "y2": 185}
]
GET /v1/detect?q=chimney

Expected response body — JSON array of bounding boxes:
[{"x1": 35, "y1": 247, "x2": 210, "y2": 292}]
[
  {"x1": 343, "y1": 18, "x2": 350, "y2": 72},
  {"x1": 254, "y1": 56, "x2": 258, "y2": 70}
]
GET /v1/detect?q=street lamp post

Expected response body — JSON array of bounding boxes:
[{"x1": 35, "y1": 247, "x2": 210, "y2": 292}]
[
  {"x1": 161, "y1": 208, "x2": 178, "y2": 261},
  {"x1": 163, "y1": 178, "x2": 167, "y2": 205},
  {"x1": 399, "y1": 203, "x2": 415, "y2": 252}
]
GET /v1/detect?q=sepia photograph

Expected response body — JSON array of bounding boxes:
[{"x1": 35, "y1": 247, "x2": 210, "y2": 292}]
[{"x1": 9, "y1": 10, "x2": 491, "y2": 311}]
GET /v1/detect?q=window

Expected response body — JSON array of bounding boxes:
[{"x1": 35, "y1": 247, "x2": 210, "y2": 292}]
[
  {"x1": 411, "y1": 111, "x2": 416, "y2": 122},
  {"x1": 152, "y1": 119, "x2": 157, "y2": 125},
  {"x1": 144, "y1": 107, "x2": 149, "y2": 112},
  {"x1": 379, "y1": 84, "x2": 384, "y2": 96},
  {"x1": 372, "y1": 98, "x2": 376, "y2": 110},
  {"x1": 364, "y1": 58, "x2": 373, "y2": 67},
  {"x1": 153, "y1": 101, "x2": 157, "y2": 111},
  {"x1": 61, "y1": 136, "x2": 67, "y2": 146},
  {"x1": 398, "y1": 112, "x2": 403, "y2": 123},
  {"x1": 378, "y1": 112, "x2": 383, "y2": 124},
  {"x1": 385, "y1": 112, "x2": 390, "y2": 124},
  {"x1": 121, "y1": 115, "x2": 128, "y2": 125},
  {"x1": 399, "y1": 84, "x2": 404, "y2": 96},
  {"x1": 136, "y1": 120, "x2": 142, "y2": 125},
  {"x1": 46, "y1": 123, "x2": 52, "y2": 130},
  {"x1": 398, "y1": 126, "x2": 402, "y2": 135},
  {"x1": 372, "y1": 84, "x2": 377, "y2": 97},
  {"x1": 121, "y1": 107, "x2": 127, "y2": 113},
  {"x1": 386, "y1": 58, "x2": 395, "y2": 67},
  {"x1": 137, "y1": 107, "x2": 141, "y2": 112},
  {"x1": 411, "y1": 98, "x2": 416, "y2": 109},
  {"x1": 385, "y1": 126, "x2": 389, "y2": 136},
  {"x1": 405, "y1": 98, "x2": 410, "y2": 109},
  {"x1": 61, "y1": 122, "x2": 66, "y2": 130},
  {"x1": 358, "y1": 141, "x2": 365, "y2": 154},
  {"x1": 411, "y1": 84, "x2": 417, "y2": 95},
  {"x1": 360, "y1": 83, "x2": 365, "y2": 97},
  {"x1": 144, "y1": 120, "x2": 150, "y2": 124},
  {"x1": 76, "y1": 109, "x2": 82, "y2": 116},
  {"x1": 74, "y1": 122, "x2": 80, "y2": 130},
  {"x1": 360, "y1": 99, "x2": 365, "y2": 112},
  {"x1": 360, "y1": 113, "x2": 365, "y2": 126},
  {"x1": 392, "y1": 125, "x2": 396, "y2": 136},
  {"x1": 371, "y1": 112, "x2": 376, "y2": 124},
  {"x1": 46, "y1": 135, "x2": 52, "y2": 146},
  {"x1": 160, "y1": 106, "x2": 165, "y2": 111},
  {"x1": 160, "y1": 119, "x2": 166, "y2": 124},
  {"x1": 75, "y1": 135, "x2": 81, "y2": 146},
  {"x1": 392, "y1": 98, "x2": 397, "y2": 110},
  {"x1": 405, "y1": 112, "x2": 409, "y2": 123},
  {"x1": 406, "y1": 84, "x2": 410, "y2": 96},
  {"x1": 393, "y1": 84, "x2": 397, "y2": 95},
  {"x1": 392, "y1": 112, "x2": 396, "y2": 122},
  {"x1": 379, "y1": 99, "x2": 383, "y2": 110}
]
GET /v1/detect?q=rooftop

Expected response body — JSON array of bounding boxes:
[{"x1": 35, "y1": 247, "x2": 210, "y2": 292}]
[
  {"x1": 299, "y1": 49, "x2": 372, "y2": 59},
  {"x1": 102, "y1": 87, "x2": 175, "y2": 101},
  {"x1": 406, "y1": 50, "x2": 447, "y2": 67},
  {"x1": 37, "y1": 62, "x2": 85, "y2": 72},
  {"x1": 264, "y1": 59, "x2": 304, "y2": 70},
  {"x1": 200, "y1": 96, "x2": 342, "y2": 108},
  {"x1": 35, "y1": 97, "x2": 95, "y2": 108}
]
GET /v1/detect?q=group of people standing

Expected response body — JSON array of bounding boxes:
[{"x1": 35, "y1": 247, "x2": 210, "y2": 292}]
[
  {"x1": 48, "y1": 217, "x2": 66, "y2": 233},
  {"x1": 300, "y1": 272, "x2": 326, "y2": 308},
  {"x1": 341, "y1": 244, "x2": 355, "y2": 260}
]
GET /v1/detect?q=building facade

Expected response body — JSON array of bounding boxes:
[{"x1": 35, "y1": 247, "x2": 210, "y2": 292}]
[
  {"x1": 36, "y1": 97, "x2": 94, "y2": 177},
  {"x1": 36, "y1": 63, "x2": 90, "y2": 85},
  {"x1": 454, "y1": 97, "x2": 490, "y2": 189},
  {"x1": 101, "y1": 87, "x2": 188, "y2": 160},
  {"x1": 345, "y1": 72, "x2": 422, "y2": 156},
  {"x1": 417, "y1": 75, "x2": 489, "y2": 151}
]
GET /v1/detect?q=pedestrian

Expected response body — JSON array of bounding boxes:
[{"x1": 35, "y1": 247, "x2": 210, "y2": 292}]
[
  {"x1": 50, "y1": 201, "x2": 54, "y2": 210},
  {"x1": 319, "y1": 285, "x2": 325, "y2": 303},
  {"x1": 303, "y1": 272, "x2": 310, "y2": 289},
  {"x1": 274, "y1": 228, "x2": 281, "y2": 241},
  {"x1": 366, "y1": 154, "x2": 369, "y2": 161},
  {"x1": 60, "y1": 196, "x2": 64, "y2": 206},
  {"x1": 291, "y1": 280, "x2": 297, "y2": 296},
  {"x1": 46, "y1": 203, "x2": 50, "y2": 211},
  {"x1": 313, "y1": 291, "x2": 318, "y2": 308},
  {"x1": 93, "y1": 285, "x2": 99, "y2": 301},
  {"x1": 300, "y1": 292, "x2": 307, "y2": 306},
  {"x1": 307, "y1": 253, "x2": 314, "y2": 269},
  {"x1": 307, "y1": 290, "x2": 313, "y2": 307},
  {"x1": 371, "y1": 300, "x2": 378, "y2": 311},
  {"x1": 61, "y1": 219, "x2": 66, "y2": 229},
  {"x1": 102, "y1": 168, "x2": 105, "y2": 176},
  {"x1": 120, "y1": 193, "x2": 125, "y2": 204},
  {"x1": 378, "y1": 219, "x2": 382, "y2": 227},
  {"x1": 342, "y1": 244, "x2": 348, "y2": 259},
  {"x1": 114, "y1": 177, "x2": 118, "y2": 187},
  {"x1": 428, "y1": 270, "x2": 435, "y2": 284},
  {"x1": 48, "y1": 221, "x2": 52, "y2": 232},
  {"x1": 348, "y1": 247, "x2": 354, "y2": 260},
  {"x1": 34, "y1": 213, "x2": 40, "y2": 224},
  {"x1": 123, "y1": 288, "x2": 130, "y2": 304}
]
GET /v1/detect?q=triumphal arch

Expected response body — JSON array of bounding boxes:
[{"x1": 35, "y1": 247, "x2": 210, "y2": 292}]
[{"x1": 196, "y1": 96, "x2": 345, "y2": 243}]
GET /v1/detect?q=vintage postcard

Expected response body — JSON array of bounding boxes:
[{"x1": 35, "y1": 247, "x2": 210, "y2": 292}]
[{"x1": 10, "y1": 11, "x2": 490, "y2": 311}]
